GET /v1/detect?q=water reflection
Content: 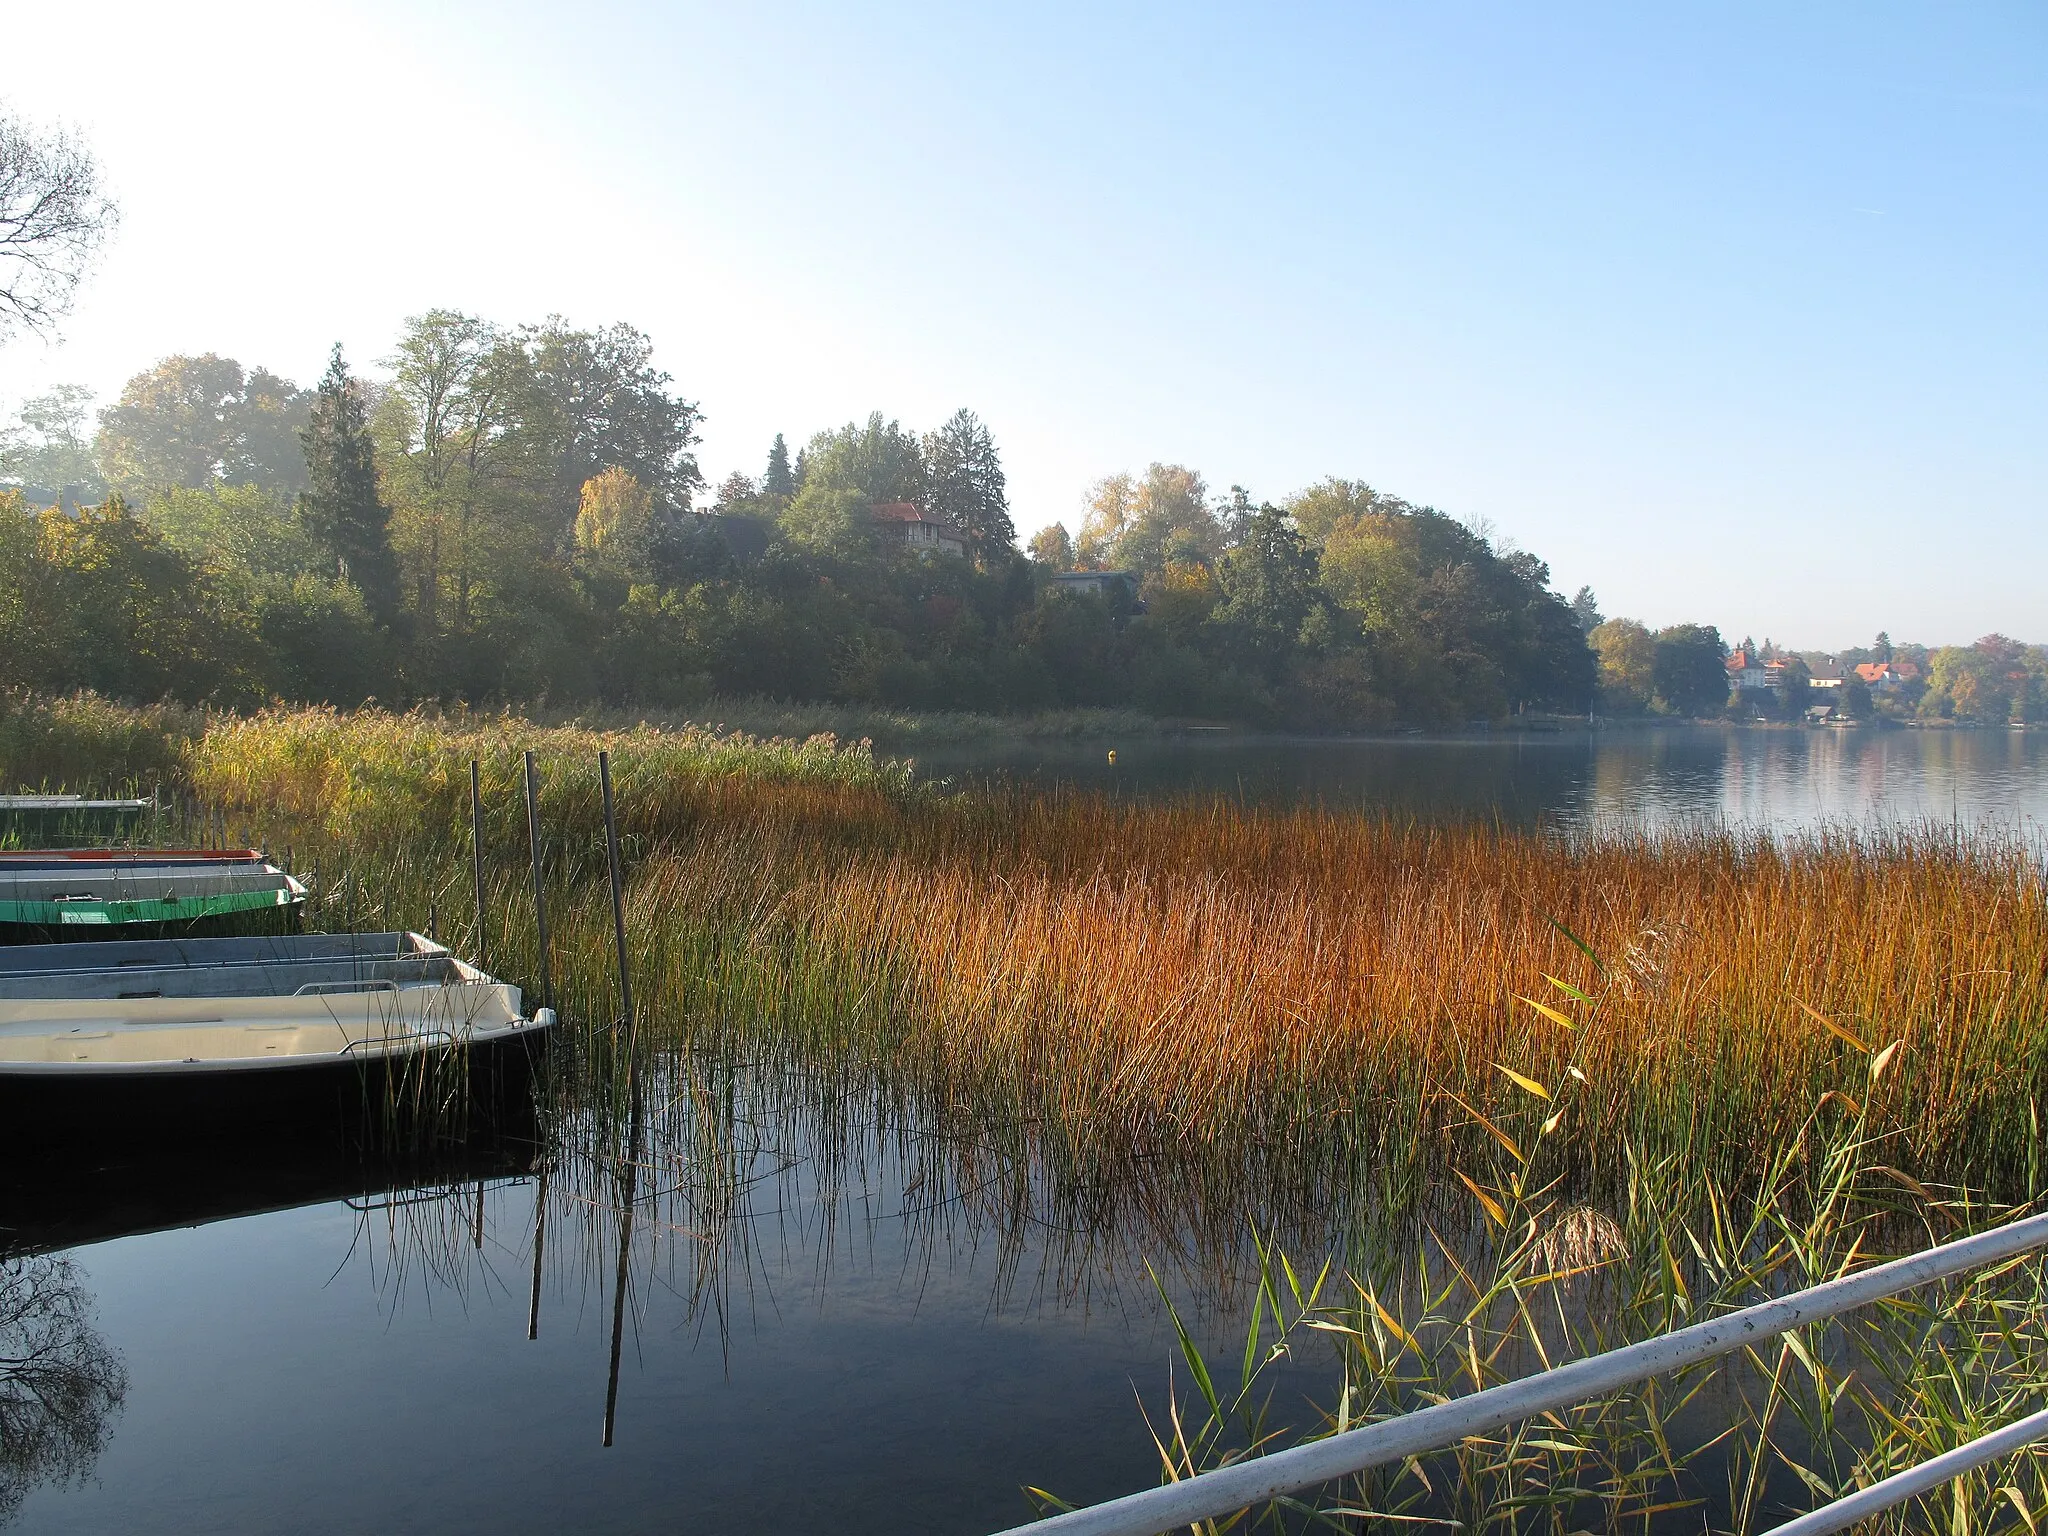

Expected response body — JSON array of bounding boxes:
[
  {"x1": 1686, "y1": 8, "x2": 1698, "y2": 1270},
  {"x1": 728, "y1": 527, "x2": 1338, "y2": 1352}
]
[
  {"x1": 0, "y1": 1034, "x2": 1974, "y2": 1533},
  {"x1": 917, "y1": 726, "x2": 2048, "y2": 835},
  {"x1": 0, "y1": 1255, "x2": 126, "y2": 1524}
]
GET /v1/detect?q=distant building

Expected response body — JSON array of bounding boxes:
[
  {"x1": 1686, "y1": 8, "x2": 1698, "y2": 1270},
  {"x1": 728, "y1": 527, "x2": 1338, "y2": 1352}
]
[
  {"x1": 1806, "y1": 656, "x2": 1845, "y2": 689},
  {"x1": 1050, "y1": 570, "x2": 1138, "y2": 602},
  {"x1": 1726, "y1": 649, "x2": 1774, "y2": 691},
  {"x1": 1855, "y1": 660, "x2": 1922, "y2": 693},
  {"x1": 871, "y1": 501, "x2": 966, "y2": 558}
]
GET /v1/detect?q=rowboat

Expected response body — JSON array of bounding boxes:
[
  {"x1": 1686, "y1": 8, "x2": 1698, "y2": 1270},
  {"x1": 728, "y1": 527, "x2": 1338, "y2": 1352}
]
[
  {"x1": 0, "y1": 793, "x2": 153, "y2": 842},
  {"x1": 0, "y1": 931, "x2": 555, "y2": 1141},
  {"x1": 0, "y1": 848, "x2": 307, "y2": 943}
]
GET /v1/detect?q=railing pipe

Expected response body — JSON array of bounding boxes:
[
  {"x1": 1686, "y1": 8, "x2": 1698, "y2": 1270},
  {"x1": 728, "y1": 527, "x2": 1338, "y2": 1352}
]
[
  {"x1": 1759, "y1": 1403, "x2": 2048, "y2": 1536},
  {"x1": 992, "y1": 1211, "x2": 2048, "y2": 1536}
]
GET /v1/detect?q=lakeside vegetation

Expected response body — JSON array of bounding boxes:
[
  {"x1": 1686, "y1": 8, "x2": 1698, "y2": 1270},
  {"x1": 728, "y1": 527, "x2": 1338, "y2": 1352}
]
[
  {"x1": 11, "y1": 698, "x2": 2040, "y2": 1202},
  {"x1": 9, "y1": 698, "x2": 2048, "y2": 1522}
]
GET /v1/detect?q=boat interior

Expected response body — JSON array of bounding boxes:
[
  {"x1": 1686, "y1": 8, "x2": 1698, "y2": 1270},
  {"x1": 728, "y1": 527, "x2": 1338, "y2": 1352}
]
[
  {"x1": 0, "y1": 932, "x2": 480, "y2": 1002},
  {"x1": 0, "y1": 858, "x2": 303, "y2": 904}
]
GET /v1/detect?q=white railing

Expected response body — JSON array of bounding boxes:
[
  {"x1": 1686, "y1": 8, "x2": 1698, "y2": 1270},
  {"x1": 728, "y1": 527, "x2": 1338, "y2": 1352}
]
[{"x1": 992, "y1": 1211, "x2": 2048, "y2": 1536}]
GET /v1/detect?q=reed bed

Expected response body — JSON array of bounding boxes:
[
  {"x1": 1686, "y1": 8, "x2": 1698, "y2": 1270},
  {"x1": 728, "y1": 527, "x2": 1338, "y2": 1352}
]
[
  {"x1": 55, "y1": 699, "x2": 2037, "y2": 1529},
  {"x1": 0, "y1": 691, "x2": 200, "y2": 794},
  {"x1": 160, "y1": 704, "x2": 2048, "y2": 1203}
]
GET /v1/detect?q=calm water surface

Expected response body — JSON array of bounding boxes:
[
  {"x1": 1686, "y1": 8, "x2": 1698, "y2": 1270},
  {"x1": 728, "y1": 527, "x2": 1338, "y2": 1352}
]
[
  {"x1": 919, "y1": 724, "x2": 2048, "y2": 834},
  {"x1": 7, "y1": 727, "x2": 2044, "y2": 1532}
]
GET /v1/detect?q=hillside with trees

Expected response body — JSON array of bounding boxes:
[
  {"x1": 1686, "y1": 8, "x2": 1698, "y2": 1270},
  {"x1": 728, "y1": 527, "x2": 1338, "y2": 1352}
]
[{"x1": 0, "y1": 305, "x2": 1824, "y2": 729}]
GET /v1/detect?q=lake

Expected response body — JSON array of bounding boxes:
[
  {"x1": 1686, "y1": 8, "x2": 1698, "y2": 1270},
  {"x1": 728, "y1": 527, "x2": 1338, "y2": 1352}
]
[
  {"x1": 5, "y1": 725, "x2": 2044, "y2": 1533},
  {"x1": 919, "y1": 723, "x2": 2048, "y2": 835}
]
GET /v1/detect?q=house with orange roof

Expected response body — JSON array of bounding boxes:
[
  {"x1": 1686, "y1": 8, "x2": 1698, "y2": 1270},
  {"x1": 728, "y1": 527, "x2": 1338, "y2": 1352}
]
[{"x1": 871, "y1": 501, "x2": 966, "y2": 558}]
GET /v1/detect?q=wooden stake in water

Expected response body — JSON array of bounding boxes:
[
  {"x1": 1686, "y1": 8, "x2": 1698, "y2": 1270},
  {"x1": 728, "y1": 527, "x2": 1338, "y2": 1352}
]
[
  {"x1": 598, "y1": 751, "x2": 633, "y2": 1041},
  {"x1": 469, "y1": 758, "x2": 488, "y2": 972},
  {"x1": 527, "y1": 1164, "x2": 549, "y2": 1342},
  {"x1": 523, "y1": 750, "x2": 551, "y2": 1011},
  {"x1": 602, "y1": 1082, "x2": 644, "y2": 1448}
]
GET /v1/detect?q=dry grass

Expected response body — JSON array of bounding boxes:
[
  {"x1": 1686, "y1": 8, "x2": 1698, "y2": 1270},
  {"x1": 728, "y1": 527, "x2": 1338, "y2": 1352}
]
[{"x1": 606, "y1": 797, "x2": 2048, "y2": 1190}]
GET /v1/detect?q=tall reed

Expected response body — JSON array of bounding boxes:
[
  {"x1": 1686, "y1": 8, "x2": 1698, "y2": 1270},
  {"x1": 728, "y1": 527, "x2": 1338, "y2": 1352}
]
[{"x1": 173, "y1": 705, "x2": 2048, "y2": 1203}]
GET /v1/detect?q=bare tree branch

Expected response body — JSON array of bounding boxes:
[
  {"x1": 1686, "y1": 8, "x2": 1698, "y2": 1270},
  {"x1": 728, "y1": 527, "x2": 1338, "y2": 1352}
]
[{"x1": 0, "y1": 103, "x2": 119, "y2": 343}]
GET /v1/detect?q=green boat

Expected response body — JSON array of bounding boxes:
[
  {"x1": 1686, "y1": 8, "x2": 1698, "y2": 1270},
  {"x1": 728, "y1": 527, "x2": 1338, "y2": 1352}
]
[{"x1": 0, "y1": 849, "x2": 307, "y2": 944}]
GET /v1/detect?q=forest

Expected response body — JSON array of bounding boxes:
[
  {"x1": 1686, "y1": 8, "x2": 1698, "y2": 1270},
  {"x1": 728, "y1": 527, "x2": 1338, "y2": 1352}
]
[{"x1": 8, "y1": 307, "x2": 2020, "y2": 727}]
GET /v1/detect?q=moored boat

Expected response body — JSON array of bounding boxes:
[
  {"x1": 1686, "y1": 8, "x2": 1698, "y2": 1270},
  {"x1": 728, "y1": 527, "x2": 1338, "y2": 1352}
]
[
  {"x1": 0, "y1": 848, "x2": 307, "y2": 943},
  {"x1": 0, "y1": 793, "x2": 153, "y2": 843},
  {"x1": 0, "y1": 931, "x2": 554, "y2": 1142}
]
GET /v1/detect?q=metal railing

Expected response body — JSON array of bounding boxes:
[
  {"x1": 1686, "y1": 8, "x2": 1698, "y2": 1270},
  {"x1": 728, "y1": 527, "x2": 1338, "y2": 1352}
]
[{"x1": 992, "y1": 1211, "x2": 2048, "y2": 1536}]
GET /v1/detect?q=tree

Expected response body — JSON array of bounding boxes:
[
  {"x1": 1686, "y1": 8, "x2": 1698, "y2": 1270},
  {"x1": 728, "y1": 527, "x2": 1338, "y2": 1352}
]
[
  {"x1": 1652, "y1": 624, "x2": 1728, "y2": 716},
  {"x1": 1589, "y1": 617, "x2": 1654, "y2": 712},
  {"x1": 762, "y1": 433, "x2": 795, "y2": 500},
  {"x1": 1837, "y1": 673, "x2": 1874, "y2": 720},
  {"x1": 923, "y1": 408, "x2": 1013, "y2": 557},
  {"x1": 1210, "y1": 504, "x2": 1319, "y2": 678},
  {"x1": 574, "y1": 467, "x2": 655, "y2": 578},
  {"x1": 800, "y1": 413, "x2": 925, "y2": 505},
  {"x1": 145, "y1": 483, "x2": 318, "y2": 579},
  {"x1": 0, "y1": 385, "x2": 103, "y2": 503},
  {"x1": 1214, "y1": 485, "x2": 1257, "y2": 547},
  {"x1": 0, "y1": 492, "x2": 260, "y2": 702},
  {"x1": 1569, "y1": 586, "x2": 1603, "y2": 632},
  {"x1": 379, "y1": 309, "x2": 506, "y2": 636},
  {"x1": 1316, "y1": 500, "x2": 1593, "y2": 722},
  {"x1": 96, "y1": 355, "x2": 310, "y2": 497},
  {"x1": 1077, "y1": 464, "x2": 1218, "y2": 573},
  {"x1": 298, "y1": 345, "x2": 398, "y2": 624},
  {"x1": 1027, "y1": 522, "x2": 1075, "y2": 570},
  {"x1": 502, "y1": 317, "x2": 703, "y2": 515},
  {"x1": 712, "y1": 471, "x2": 756, "y2": 514},
  {"x1": 0, "y1": 105, "x2": 118, "y2": 342},
  {"x1": 1284, "y1": 477, "x2": 1404, "y2": 547}
]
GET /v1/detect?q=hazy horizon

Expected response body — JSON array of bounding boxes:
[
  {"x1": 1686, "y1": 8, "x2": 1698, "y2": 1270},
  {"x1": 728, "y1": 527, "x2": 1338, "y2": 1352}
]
[{"x1": 2, "y1": 1, "x2": 2043, "y2": 649}]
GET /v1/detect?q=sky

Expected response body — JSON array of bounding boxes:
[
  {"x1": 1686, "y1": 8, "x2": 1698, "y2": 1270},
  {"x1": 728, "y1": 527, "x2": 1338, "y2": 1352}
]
[{"x1": 1, "y1": 1, "x2": 2043, "y2": 648}]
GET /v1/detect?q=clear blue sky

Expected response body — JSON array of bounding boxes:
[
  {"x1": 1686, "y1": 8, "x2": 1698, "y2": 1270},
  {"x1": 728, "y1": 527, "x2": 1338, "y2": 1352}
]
[{"x1": 4, "y1": 1, "x2": 2043, "y2": 646}]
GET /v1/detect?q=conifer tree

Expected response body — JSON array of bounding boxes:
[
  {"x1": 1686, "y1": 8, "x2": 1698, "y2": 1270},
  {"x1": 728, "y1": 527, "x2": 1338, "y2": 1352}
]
[
  {"x1": 298, "y1": 343, "x2": 398, "y2": 624},
  {"x1": 762, "y1": 433, "x2": 795, "y2": 500},
  {"x1": 923, "y1": 408, "x2": 1013, "y2": 558}
]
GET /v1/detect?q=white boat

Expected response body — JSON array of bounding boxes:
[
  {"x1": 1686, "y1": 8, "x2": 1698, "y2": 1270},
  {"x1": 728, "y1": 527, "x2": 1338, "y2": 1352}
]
[{"x1": 0, "y1": 932, "x2": 554, "y2": 1140}]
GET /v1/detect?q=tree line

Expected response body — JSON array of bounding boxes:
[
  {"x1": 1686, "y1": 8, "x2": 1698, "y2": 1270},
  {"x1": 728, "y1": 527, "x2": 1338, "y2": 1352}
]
[{"x1": 0, "y1": 308, "x2": 1737, "y2": 727}]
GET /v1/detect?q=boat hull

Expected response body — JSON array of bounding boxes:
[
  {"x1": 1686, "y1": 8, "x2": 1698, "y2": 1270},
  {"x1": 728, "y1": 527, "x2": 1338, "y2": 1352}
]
[{"x1": 0, "y1": 1026, "x2": 548, "y2": 1151}]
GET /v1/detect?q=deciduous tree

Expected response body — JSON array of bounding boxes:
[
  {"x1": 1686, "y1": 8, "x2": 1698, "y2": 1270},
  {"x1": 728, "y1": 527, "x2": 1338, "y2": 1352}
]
[
  {"x1": 1651, "y1": 624, "x2": 1729, "y2": 716},
  {"x1": 0, "y1": 105, "x2": 117, "y2": 342},
  {"x1": 96, "y1": 355, "x2": 309, "y2": 498}
]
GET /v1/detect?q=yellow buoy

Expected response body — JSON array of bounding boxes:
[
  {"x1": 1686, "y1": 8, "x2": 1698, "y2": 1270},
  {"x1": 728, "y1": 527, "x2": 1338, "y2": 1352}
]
[{"x1": 1107, "y1": 750, "x2": 1117, "y2": 764}]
